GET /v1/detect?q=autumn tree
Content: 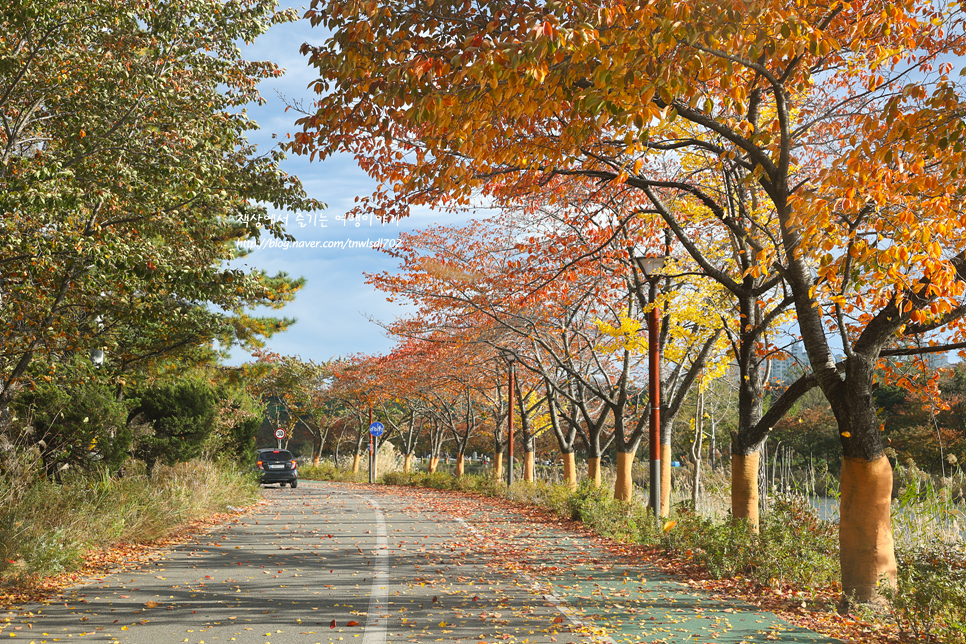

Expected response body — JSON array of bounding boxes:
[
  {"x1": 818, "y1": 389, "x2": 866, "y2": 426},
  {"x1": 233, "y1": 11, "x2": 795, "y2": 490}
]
[{"x1": 294, "y1": 0, "x2": 966, "y2": 603}]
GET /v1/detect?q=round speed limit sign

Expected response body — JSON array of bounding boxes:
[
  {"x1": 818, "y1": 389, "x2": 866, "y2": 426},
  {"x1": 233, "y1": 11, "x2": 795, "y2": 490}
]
[{"x1": 274, "y1": 428, "x2": 286, "y2": 440}]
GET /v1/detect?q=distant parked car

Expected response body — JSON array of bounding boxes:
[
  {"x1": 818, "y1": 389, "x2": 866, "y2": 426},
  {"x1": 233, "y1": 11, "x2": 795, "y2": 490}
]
[{"x1": 256, "y1": 448, "x2": 298, "y2": 488}]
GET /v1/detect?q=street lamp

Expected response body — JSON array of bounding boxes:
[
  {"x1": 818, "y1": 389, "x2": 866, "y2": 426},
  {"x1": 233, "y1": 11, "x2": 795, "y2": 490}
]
[
  {"x1": 499, "y1": 349, "x2": 516, "y2": 487},
  {"x1": 633, "y1": 255, "x2": 666, "y2": 517}
]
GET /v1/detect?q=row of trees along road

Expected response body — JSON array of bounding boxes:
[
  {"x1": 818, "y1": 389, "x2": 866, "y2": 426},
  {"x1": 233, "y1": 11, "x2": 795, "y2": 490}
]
[
  {"x1": 1, "y1": 2, "x2": 321, "y2": 473},
  {"x1": 287, "y1": 0, "x2": 966, "y2": 606}
]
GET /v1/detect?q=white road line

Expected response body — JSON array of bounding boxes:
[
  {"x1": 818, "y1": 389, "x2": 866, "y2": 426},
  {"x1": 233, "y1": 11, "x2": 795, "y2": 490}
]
[
  {"x1": 361, "y1": 498, "x2": 389, "y2": 644},
  {"x1": 455, "y1": 516, "x2": 617, "y2": 644}
]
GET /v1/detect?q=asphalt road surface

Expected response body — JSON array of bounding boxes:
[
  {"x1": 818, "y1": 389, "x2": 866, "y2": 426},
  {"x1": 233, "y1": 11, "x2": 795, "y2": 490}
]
[{"x1": 0, "y1": 481, "x2": 840, "y2": 644}]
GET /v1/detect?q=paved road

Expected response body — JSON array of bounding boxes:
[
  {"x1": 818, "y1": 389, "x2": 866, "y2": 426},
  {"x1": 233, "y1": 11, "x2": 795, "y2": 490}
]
[{"x1": 0, "y1": 481, "x2": 840, "y2": 644}]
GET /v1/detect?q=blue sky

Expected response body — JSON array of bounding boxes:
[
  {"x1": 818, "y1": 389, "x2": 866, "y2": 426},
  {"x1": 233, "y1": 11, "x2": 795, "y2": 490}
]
[{"x1": 229, "y1": 6, "x2": 469, "y2": 365}]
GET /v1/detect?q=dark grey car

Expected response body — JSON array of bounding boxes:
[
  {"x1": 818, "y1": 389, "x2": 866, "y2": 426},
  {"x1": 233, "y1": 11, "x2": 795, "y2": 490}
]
[{"x1": 256, "y1": 448, "x2": 298, "y2": 487}]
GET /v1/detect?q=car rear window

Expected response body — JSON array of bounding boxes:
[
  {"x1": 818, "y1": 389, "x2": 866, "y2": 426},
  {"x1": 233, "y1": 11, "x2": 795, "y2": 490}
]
[{"x1": 261, "y1": 450, "x2": 293, "y2": 460}]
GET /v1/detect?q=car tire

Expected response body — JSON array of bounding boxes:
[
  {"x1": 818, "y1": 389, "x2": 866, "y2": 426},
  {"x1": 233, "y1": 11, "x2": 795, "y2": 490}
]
[{"x1": 290, "y1": 479, "x2": 298, "y2": 489}]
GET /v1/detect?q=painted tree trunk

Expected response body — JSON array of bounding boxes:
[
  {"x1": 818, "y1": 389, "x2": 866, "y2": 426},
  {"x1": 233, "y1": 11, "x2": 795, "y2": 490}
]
[
  {"x1": 403, "y1": 453, "x2": 413, "y2": 472},
  {"x1": 587, "y1": 457, "x2": 602, "y2": 487},
  {"x1": 429, "y1": 457, "x2": 439, "y2": 473},
  {"x1": 312, "y1": 453, "x2": 321, "y2": 467},
  {"x1": 614, "y1": 451, "x2": 635, "y2": 501},
  {"x1": 660, "y1": 444, "x2": 672, "y2": 516},
  {"x1": 351, "y1": 453, "x2": 361, "y2": 474},
  {"x1": 840, "y1": 456, "x2": 897, "y2": 604},
  {"x1": 562, "y1": 452, "x2": 577, "y2": 490},
  {"x1": 731, "y1": 452, "x2": 760, "y2": 532},
  {"x1": 456, "y1": 452, "x2": 465, "y2": 477},
  {"x1": 523, "y1": 451, "x2": 535, "y2": 482},
  {"x1": 493, "y1": 452, "x2": 503, "y2": 479}
]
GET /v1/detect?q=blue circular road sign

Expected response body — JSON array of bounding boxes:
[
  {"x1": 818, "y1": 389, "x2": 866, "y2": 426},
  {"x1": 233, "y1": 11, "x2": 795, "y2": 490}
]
[{"x1": 369, "y1": 422, "x2": 385, "y2": 436}]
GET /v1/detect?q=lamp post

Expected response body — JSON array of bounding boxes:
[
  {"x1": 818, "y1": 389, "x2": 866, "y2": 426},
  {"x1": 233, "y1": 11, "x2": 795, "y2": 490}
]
[
  {"x1": 633, "y1": 255, "x2": 666, "y2": 517},
  {"x1": 500, "y1": 349, "x2": 516, "y2": 487}
]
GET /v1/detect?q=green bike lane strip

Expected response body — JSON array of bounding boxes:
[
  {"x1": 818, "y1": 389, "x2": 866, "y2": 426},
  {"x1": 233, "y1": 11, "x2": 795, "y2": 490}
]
[{"x1": 461, "y1": 507, "x2": 842, "y2": 644}]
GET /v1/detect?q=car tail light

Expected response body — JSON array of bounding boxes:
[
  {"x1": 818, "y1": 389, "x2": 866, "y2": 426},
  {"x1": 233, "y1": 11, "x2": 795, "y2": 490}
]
[
  {"x1": 291, "y1": 460, "x2": 297, "y2": 468},
  {"x1": 257, "y1": 460, "x2": 264, "y2": 469}
]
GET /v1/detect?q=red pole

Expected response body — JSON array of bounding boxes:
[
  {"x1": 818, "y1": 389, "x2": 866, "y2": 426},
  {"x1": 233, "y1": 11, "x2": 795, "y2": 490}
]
[
  {"x1": 648, "y1": 281, "x2": 662, "y2": 516},
  {"x1": 507, "y1": 362, "x2": 515, "y2": 486}
]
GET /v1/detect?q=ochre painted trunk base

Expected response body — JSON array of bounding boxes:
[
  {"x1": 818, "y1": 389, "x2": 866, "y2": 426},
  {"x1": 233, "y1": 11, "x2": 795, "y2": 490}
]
[
  {"x1": 429, "y1": 457, "x2": 439, "y2": 473},
  {"x1": 562, "y1": 452, "x2": 577, "y2": 490},
  {"x1": 840, "y1": 456, "x2": 897, "y2": 605},
  {"x1": 732, "y1": 452, "x2": 760, "y2": 532},
  {"x1": 614, "y1": 451, "x2": 635, "y2": 501},
  {"x1": 524, "y1": 451, "x2": 535, "y2": 482},
  {"x1": 312, "y1": 454, "x2": 321, "y2": 467},
  {"x1": 403, "y1": 454, "x2": 413, "y2": 473},
  {"x1": 660, "y1": 444, "x2": 672, "y2": 517},
  {"x1": 351, "y1": 453, "x2": 361, "y2": 473},
  {"x1": 493, "y1": 452, "x2": 503, "y2": 479},
  {"x1": 587, "y1": 457, "x2": 602, "y2": 487},
  {"x1": 456, "y1": 453, "x2": 465, "y2": 477}
]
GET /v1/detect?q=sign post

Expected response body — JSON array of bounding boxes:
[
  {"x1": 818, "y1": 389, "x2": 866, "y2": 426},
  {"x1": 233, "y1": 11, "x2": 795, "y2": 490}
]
[
  {"x1": 368, "y1": 422, "x2": 385, "y2": 483},
  {"x1": 274, "y1": 428, "x2": 286, "y2": 449}
]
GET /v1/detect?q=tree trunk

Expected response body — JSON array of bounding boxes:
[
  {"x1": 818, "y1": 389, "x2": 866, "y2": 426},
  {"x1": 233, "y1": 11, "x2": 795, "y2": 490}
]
[
  {"x1": 840, "y1": 456, "x2": 897, "y2": 605},
  {"x1": 351, "y1": 453, "x2": 361, "y2": 473},
  {"x1": 403, "y1": 453, "x2": 413, "y2": 472},
  {"x1": 562, "y1": 452, "x2": 577, "y2": 490},
  {"x1": 429, "y1": 457, "x2": 439, "y2": 473},
  {"x1": 524, "y1": 451, "x2": 535, "y2": 482},
  {"x1": 660, "y1": 444, "x2": 672, "y2": 516},
  {"x1": 731, "y1": 452, "x2": 760, "y2": 532},
  {"x1": 587, "y1": 457, "x2": 602, "y2": 487},
  {"x1": 614, "y1": 451, "x2": 635, "y2": 501},
  {"x1": 312, "y1": 430, "x2": 322, "y2": 466},
  {"x1": 456, "y1": 452, "x2": 465, "y2": 477},
  {"x1": 493, "y1": 451, "x2": 503, "y2": 479}
]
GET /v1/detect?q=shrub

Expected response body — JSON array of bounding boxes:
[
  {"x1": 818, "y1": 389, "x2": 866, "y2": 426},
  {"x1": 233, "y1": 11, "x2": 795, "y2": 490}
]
[
  {"x1": 298, "y1": 462, "x2": 367, "y2": 482},
  {"x1": 10, "y1": 380, "x2": 131, "y2": 477},
  {"x1": 757, "y1": 495, "x2": 839, "y2": 587},
  {"x1": 655, "y1": 495, "x2": 838, "y2": 588},
  {"x1": 662, "y1": 511, "x2": 757, "y2": 579},
  {"x1": 884, "y1": 539, "x2": 966, "y2": 643},
  {"x1": 130, "y1": 380, "x2": 217, "y2": 471}
]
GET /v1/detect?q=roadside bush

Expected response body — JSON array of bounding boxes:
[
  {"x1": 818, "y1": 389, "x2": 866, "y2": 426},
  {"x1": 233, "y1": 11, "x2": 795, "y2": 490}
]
[
  {"x1": 884, "y1": 539, "x2": 966, "y2": 643},
  {"x1": 663, "y1": 496, "x2": 839, "y2": 587},
  {"x1": 299, "y1": 462, "x2": 367, "y2": 482},
  {"x1": 662, "y1": 511, "x2": 756, "y2": 578},
  {"x1": 130, "y1": 380, "x2": 217, "y2": 471},
  {"x1": 9, "y1": 379, "x2": 131, "y2": 478},
  {"x1": 757, "y1": 495, "x2": 839, "y2": 587}
]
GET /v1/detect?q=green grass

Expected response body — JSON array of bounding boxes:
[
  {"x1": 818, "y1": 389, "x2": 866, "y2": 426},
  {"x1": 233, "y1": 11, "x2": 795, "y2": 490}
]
[{"x1": 0, "y1": 459, "x2": 258, "y2": 587}]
